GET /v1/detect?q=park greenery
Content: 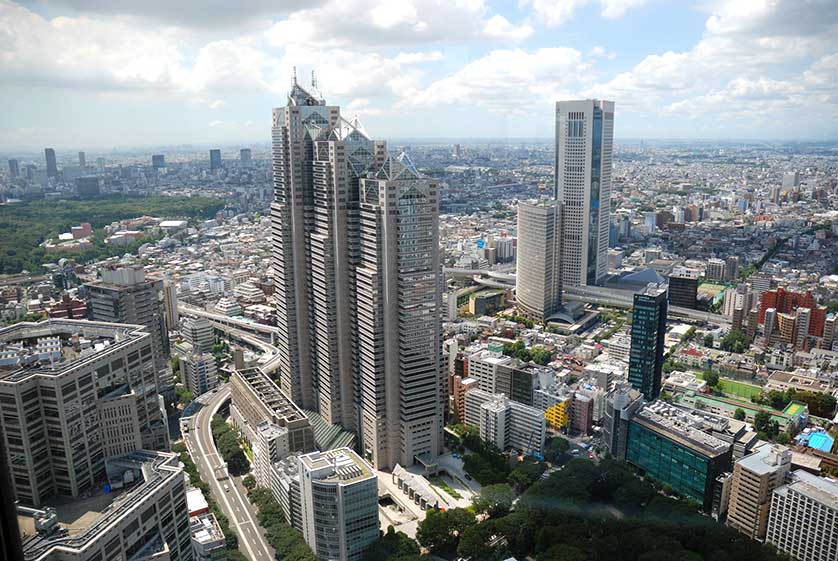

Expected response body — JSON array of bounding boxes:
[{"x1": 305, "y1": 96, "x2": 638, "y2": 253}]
[
  {"x1": 752, "y1": 387, "x2": 837, "y2": 418},
  {"x1": 389, "y1": 458, "x2": 787, "y2": 561},
  {"x1": 211, "y1": 415, "x2": 250, "y2": 475},
  {"x1": 502, "y1": 340, "x2": 553, "y2": 365},
  {"x1": 0, "y1": 195, "x2": 224, "y2": 274},
  {"x1": 720, "y1": 329, "x2": 751, "y2": 354},
  {"x1": 249, "y1": 488, "x2": 315, "y2": 561}
]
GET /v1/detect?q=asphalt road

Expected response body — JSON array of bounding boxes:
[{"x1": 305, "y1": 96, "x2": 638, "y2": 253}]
[{"x1": 184, "y1": 384, "x2": 274, "y2": 561}]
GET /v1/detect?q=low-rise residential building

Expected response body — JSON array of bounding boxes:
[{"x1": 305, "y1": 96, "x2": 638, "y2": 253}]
[{"x1": 190, "y1": 513, "x2": 226, "y2": 561}]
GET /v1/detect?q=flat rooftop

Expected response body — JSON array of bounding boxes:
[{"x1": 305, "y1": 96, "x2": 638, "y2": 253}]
[
  {"x1": 299, "y1": 448, "x2": 374, "y2": 485},
  {"x1": 236, "y1": 367, "x2": 307, "y2": 424},
  {"x1": 776, "y1": 470, "x2": 838, "y2": 510},
  {"x1": 635, "y1": 401, "x2": 730, "y2": 456},
  {"x1": 0, "y1": 319, "x2": 145, "y2": 383}
]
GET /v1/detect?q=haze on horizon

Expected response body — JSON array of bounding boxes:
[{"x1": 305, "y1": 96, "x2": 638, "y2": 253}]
[{"x1": 1, "y1": 0, "x2": 837, "y2": 150}]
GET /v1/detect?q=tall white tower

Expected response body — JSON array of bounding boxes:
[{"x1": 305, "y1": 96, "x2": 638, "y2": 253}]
[{"x1": 555, "y1": 100, "x2": 614, "y2": 287}]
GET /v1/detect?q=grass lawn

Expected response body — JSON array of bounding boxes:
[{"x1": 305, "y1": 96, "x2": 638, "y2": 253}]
[
  {"x1": 430, "y1": 476, "x2": 463, "y2": 499},
  {"x1": 697, "y1": 372, "x2": 763, "y2": 399}
]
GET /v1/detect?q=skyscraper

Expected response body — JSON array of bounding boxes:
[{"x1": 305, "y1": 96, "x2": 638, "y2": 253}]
[
  {"x1": 727, "y1": 445, "x2": 791, "y2": 541},
  {"x1": 240, "y1": 148, "x2": 252, "y2": 164},
  {"x1": 209, "y1": 148, "x2": 221, "y2": 171},
  {"x1": 152, "y1": 154, "x2": 166, "y2": 169},
  {"x1": 516, "y1": 199, "x2": 563, "y2": 322},
  {"x1": 356, "y1": 154, "x2": 443, "y2": 468},
  {"x1": 78, "y1": 151, "x2": 86, "y2": 167},
  {"x1": 271, "y1": 79, "x2": 442, "y2": 469},
  {"x1": 44, "y1": 147, "x2": 57, "y2": 178},
  {"x1": 555, "y1": 100, "x2": 614, "y2": 287},
  {"x1": 7, "y1": 159, "x2": 19, "y2": 179},
  {"x1": 628, "y1": 283, "x2": 668, "y2": 400}
]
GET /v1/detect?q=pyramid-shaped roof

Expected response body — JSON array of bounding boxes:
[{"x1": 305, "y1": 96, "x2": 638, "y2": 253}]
[{"x1": 376, "y1": 151, "x2": 420, "y2": 181}]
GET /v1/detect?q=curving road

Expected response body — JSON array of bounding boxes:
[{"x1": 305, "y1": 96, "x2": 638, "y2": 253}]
[{"x1": 184, "y1": 385, "x2": 274, "y2": 561}]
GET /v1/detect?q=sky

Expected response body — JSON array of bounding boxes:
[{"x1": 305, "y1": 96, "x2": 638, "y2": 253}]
[{"x1": 1, "y1": 0, "x2": 837, "y2": 150}]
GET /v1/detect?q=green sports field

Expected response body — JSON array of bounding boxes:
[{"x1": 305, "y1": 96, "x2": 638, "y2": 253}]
[{"x1": 696, "y1": 372, "x2": 763, "y2": 399}]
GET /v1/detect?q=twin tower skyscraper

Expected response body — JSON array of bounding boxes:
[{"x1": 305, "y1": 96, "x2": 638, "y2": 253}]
[
  {"x1": 516, "y1": 100, "x2": 615, "y2": 322},
  {"x1": 270, "y1": 77, "x2": 443, "y2": 470}
]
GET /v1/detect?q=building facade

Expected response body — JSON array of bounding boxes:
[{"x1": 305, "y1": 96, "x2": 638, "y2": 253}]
[
  {"x1": 516, "y1": 200, "x2": 563, "y2": 322},
  {"x1": 726, "y1": 445, "x2": 791, "y2": 541},
  {"x1": 628, "y1": 283, "x2": 668, "y2": 400},
  {"x1": 298, "y1": 448, "x2": 379, "y2": 561},
  {"x1": 554, "y1": 100, "x2": 614, "y2": 287},
  {"x1": 0, "y1": 319, "x2": 168, "y2": 507},
  {"x1": 766, "y1": 470, "x2": 838, "y2": 561}
]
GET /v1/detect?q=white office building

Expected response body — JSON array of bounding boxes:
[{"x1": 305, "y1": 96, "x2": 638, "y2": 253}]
[{"x1": 298, "y1": 448, "x2": 379, "y2": 561}]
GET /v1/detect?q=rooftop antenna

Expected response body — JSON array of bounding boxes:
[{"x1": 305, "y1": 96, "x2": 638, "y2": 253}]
[
  {"x1": 311, "y1": 70, "x2": 317, "y2": 90},
  {"x1": 292, "y1": 66, "x2": 297, "y2": 86}
]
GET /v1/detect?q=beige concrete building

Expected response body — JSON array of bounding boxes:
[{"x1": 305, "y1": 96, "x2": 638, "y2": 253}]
[{"x1": 726, "y1": 445, "x2": 792, "y2": 540}]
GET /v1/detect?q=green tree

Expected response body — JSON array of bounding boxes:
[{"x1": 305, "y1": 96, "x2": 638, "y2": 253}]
[
  {"x1": 703, "y1": 334, "x2": 714, "y2": 347},
  {"x1": 704, "y1": 371, "x2": 720, "y2": 389},
  {"x1": 416, "y1": 508, "x2": 474, "y2": 554},
  {"x1": 242, "y1": 474, "x2": 256, "y2": 491},
  {"x1": 733, "y1": 408, "x2": 746, "y2": 421},
  {"x1": 538, "y1": 544, "x2": 586, "y2": 561},
  {"x1": 544, "y1": 437, "x2": 570, "y2": 464},
  {"x1": 508, "y1": 458, "x2": 547, "y2": 492},
  {"x1": 530, "y1": 346, "x2": 553, "y2": 366},
  {"x1": 363, "y1": 527, "x2": 422, "y2": 561},
  {"x1": 474, "y1": 484, "x2": 516, "y2": 517}
]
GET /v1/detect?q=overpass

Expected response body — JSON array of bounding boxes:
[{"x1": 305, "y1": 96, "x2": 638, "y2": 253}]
[
  {"x1": 179, "y1": 302, "x2": 281, "y2": 344},
  {"x1": 564, "y1": 285, "x2": 730, "y2": 325}
]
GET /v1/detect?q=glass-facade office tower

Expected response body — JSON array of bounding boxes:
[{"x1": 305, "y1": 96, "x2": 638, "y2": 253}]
[
  {"x1": 209, "y1": 149, "x2": 222, "y2": 171},
  {"x1": 516, "y1": 200, "x2": 563, "y2": 322},
  {"x1": 44, "y1": 147, "x2": 58, "y2": 178},
  {"x1": 555, "y1": 100, "x2": 614, "y2": 287},
  {"x1": 628, "y1": 283, "x2": 668, "y2": 400}
]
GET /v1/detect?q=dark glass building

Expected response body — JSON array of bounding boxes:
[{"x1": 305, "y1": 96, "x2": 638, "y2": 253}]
[
  {"x1": 626, "y1": 402, "x2": 732, "y2": 512},
  {"x1": 209, "y1": 148, "x2": 222, "y2": 171},
  {"x1": 668, "y1": 268, "x2": 699, "y2": 309},
  {"x1": 152, "y1": 154, "x2": 165, "y2": 169},
  {"x1": 44, "y1": 147, "x2": 58, "y2": 178},
  {"x1": 628, "y1": 283, "x2": 668, "y2": 400}
]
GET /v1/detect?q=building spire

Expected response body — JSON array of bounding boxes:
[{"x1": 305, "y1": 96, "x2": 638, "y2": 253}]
[
  {"x1": 293, "y1": 66, "x2": 297, "y2": 85},
  {"x1": 311, "y1": 69, "x2": 317, "y2": 90}
]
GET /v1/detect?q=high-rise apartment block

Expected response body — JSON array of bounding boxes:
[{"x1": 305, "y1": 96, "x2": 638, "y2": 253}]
[
  {"x1": 298, "y1": 448, "x2": 379, "y2": 561},
  {"x1": 554, "y1": 100, "x2": 614, "y2": 287},
  {"x1": 766, "y1": 470, "x2": 838, "y2": 561},
  {"x1": 85, "y1": 267, "x2": 171, "y2": 375},
  {"x1": 182, "y1": 317, "x2": 214, "y2": 354},
  {"x1": 44, "y1": 148, "x2": 57, "y2": 178},
  {"x1": 8, "y1": 159, "x2": 19, "y2": 179},
  {"x1": 152, "y1": 154, "x2": 166, "y2": 169},
  {"x1": 726, "y1": 445, "x2": 791, "y2": 540},
  {"x1": 0, "y1": 320, "x2": 168, "y2": 507},
  {"x1": 270, "y1": 79, "x2": 442, "y2": 470},
  {"x1": 240, "y1": 148, "x2": 252, "y2": 164},
  {"x1": 758, "y1": 287, "x2": 826, "y2": 337},
  {"x1": 603, "y1": 384, "x2": 644, "y2": 461},
  {"x1": 77, "y1": 151, "x2": 86, "y2": 167},
  {"x1": 706, "y1": 258, "x2": 726, "y2": 281},
  {"x1": 516, "y1": 200, "x2": 563, "y2": 322},
  {"x1": 209, "y1": 149, "x2": 221, "y2": 171},
  {"x1": 628, "y1": 283, "x2": 668, "y2": 400}
]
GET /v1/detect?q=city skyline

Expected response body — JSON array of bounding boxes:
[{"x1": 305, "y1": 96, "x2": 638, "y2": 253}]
[{"x1": 2, "y1": 0, "x2": 837, "y2": 150}]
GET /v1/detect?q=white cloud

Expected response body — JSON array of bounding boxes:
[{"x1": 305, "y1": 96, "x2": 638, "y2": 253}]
[
  {"x1": 401, "y1": 47, "x2": 590, "y2": 112},
  {"x1": 599, "y1": 0, "x2": 647, "y2": 19},
  {"x1": 589, "y1": 46, "x2": 616, "y2": 59},
  {"x1": 522, "y1": 0, "x2": 645, "y2": 26},
  {"x1": 481, "y1": 15, "x2": 534, "y2": 41},
  {"x1": 393, "y1": 51, "x2": 444, "y2": 64},
  {"x1": 264, "y1": 0, "x2": 523, "y2": 48}
]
